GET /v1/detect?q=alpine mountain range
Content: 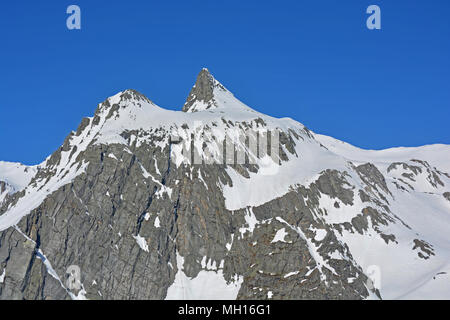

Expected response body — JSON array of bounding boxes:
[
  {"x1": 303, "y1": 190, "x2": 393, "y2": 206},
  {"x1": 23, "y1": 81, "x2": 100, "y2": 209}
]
[{"x1": 1, "y1": 69, "x2": 450, "y2": 300}]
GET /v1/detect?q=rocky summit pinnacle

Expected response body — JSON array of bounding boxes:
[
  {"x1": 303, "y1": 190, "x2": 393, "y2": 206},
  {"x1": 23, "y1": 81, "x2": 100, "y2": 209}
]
[{"x1": 182, "y1": 68, "x2": 226, "y2": 113}]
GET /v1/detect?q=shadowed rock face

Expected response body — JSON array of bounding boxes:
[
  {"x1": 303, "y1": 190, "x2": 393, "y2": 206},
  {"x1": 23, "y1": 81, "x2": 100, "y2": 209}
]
[
  {"x1": 444, "y1": 192, "x2": 450, "y2": 202},
  {"x1": 0, "y1": 135, "x2": 378, "y2": 300}
]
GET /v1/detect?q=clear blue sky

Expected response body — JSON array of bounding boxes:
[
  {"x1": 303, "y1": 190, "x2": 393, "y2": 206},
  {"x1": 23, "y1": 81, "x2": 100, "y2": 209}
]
[{"x1": 1, "y1": 0, "x2": 449, "y2": 165}]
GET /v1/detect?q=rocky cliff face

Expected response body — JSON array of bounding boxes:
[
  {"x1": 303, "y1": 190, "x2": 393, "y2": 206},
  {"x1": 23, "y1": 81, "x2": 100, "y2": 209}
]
[{"x1": 1, "y1": 69, "x2": 450, "y2": 300}]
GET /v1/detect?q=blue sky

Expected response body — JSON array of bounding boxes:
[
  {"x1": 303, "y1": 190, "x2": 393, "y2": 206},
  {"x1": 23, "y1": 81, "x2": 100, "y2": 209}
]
[{"x1": 1, "y1": 0, "x2": 449, "y2": 165}]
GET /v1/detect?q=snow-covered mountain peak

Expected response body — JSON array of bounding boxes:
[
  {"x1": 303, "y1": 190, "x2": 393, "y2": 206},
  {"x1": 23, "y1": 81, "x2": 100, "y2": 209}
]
[
  {"x1": 182, "y1": 68, "x2": 221, "y2": 113},
  {"x1": 94, "y1": 89, "x2": 154, "y2": 116},
  {"x1": 1, "y1": 69, "x2": 450, "y2": 300},
  {"x1": 182, "y1": 68, "x2": 254, "y2": 114},
  {"x1": 81, "y1": 70, "x2": 301, "y2": 149}
]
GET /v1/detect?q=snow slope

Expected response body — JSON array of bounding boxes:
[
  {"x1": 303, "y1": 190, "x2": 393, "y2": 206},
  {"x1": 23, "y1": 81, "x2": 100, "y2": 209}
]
[
  {"x1": 315, "y1": 134, "x2": 450, "y2": 173},
  {"x1": 0, "y1": 161, "x2": 38, "y2": 205},
  {"x1": 312, "y1": 133, "x2": 450, "y2": 299},
  {"x1": 0, "y1": 161, "x2": 37, "y2": 192},
  {"x1": 166, "y1": 252, "x2": 243, "y2": 300}
]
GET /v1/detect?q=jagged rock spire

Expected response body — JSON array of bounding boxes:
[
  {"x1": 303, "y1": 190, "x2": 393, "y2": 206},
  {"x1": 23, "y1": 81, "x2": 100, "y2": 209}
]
[{"x1": 182, "y1": 68, "x2": 226, "y2": 113}]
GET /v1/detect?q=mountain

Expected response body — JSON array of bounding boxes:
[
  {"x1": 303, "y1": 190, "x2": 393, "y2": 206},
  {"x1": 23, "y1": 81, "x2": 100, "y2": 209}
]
[{"x1": 1, "y1": 69, "x2": 450, "y2": 300}]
